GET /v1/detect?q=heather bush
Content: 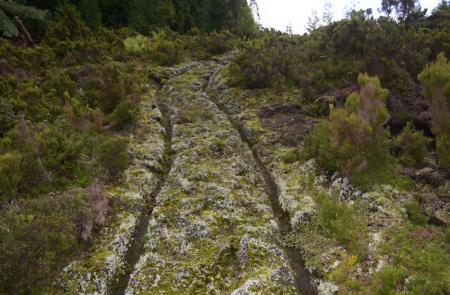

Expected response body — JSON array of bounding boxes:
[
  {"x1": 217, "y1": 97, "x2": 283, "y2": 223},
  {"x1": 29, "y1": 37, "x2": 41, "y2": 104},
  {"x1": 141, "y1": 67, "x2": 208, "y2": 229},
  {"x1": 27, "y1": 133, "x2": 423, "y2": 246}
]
[
  {"x1": 0, "y1": 98, "x2": 16, "y2": 137},
  {"x1": 304, "y1": 74, "x2": 413, "y2": 189},
  {"x1": 148, "y1": 30, "x2": 184, "y2": 66},
  {"x1": 418, "y1": 53, "x2": 450, "y2": 170},
  {"x1": 395, "y1": 122, "x2": 431, "y2": 166},
  {"x1": 184, "y1": 30, "x2": 238, "y2": 60},
  {"x1": 328, "y1": 74, "x2": 391, "y2": 176},
  {"x1": 230, "y1": 36, "x2": 309, "y2": 90},
  {"x1": 0, "y1": 152, "x2": 22, "y2": 202},
  {"x1": 124, "y1": 34, "x2": 149, "y2": 55},
  {"x1": 0, "y1": 192, "x2": 91, "y2": 293},
  {"x1": 93, "y1": 136, "x2": 129, "y2": 181},
  {"x1": 405, "y1": 199, "x2": 428, "y2": 225},
  {"x1": 82, "y1": 63, "x2": 134, "y2": 114},
  {"x1": 303, "y1": 121, "x2": 337, "y2": 171},
  {"x1": 111, "y1": 99, "x2": 138, "y2": 129}
]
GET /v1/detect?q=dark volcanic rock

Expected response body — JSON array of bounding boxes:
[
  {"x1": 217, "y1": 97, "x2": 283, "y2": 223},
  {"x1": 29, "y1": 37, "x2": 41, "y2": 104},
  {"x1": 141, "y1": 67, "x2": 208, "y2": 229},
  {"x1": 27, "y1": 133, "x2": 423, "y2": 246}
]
[
  {"x1": 387, "y1": 86, "x2": 432, "y2": 136},
  {"x1": 259, "y1": 104, "x2": 318, "y2": 147}
]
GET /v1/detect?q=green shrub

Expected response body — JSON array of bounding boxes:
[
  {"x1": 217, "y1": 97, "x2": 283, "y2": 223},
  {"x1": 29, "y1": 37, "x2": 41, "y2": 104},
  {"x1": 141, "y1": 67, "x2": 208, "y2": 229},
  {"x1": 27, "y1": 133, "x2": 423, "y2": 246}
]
[
  {"x1": 405, "y1": 200, "x2": 428, "y2": 225},
  {"x1": 376, "y1": 225, "x2": 450, "y2": 294},
  {"x1": 44, "y1": 3, "x2": 89, "y2": 42},
  {"x1": 0, "y1": 152, "x2": 22, "y2": 202},
  {"x1": 0, "y1": 192, "x2": 91, "y2": 293},
  {"x1": 304, "y1": 74, "x2": 411, "y2": 189},
  {"x1": 328, "y1": 74, "x2": 390, "y2": 177},
  {"x1": 303, "y1": 121, "x2": 337, "y2": 171},
  {"x1": 230, "y1": 36, "x2": 309, "y2": 90},
  {"x1": 150, "y1": 38, "x2": 184, "y2": 66},
  {"x1": 111, "y1": 99, "x2": 138, "y2": 129},
  {"x1": 184, "y1": 30, "x2": 238, "y2": 60},
  {"x1": 94, "y1": 136, "x2": 129, "y2": 181},
  {"x1": 78, "y1": 0, "x2": 102, "y2": 32},
  {"x1": 374, "y1": 266, "x2": 406, "y2": 295},
  {"x1": 418, "y1": 53, "x2": 450, "y2": 170},
  {"x1": 82, "y1": 63, "x2": 133, "y2": 114},
  {"x1": 395, "y1": 122, "x2": 431, "y2": 166},
  {"x1": 315, "y1": 193, "x2": 368, "y2": 260},
  {"x1": 124, "y1": 34, "x2": 149, "y2": 55},
  {"x1": 0, "y1": 98, "x2": 16, "y2": 137}
]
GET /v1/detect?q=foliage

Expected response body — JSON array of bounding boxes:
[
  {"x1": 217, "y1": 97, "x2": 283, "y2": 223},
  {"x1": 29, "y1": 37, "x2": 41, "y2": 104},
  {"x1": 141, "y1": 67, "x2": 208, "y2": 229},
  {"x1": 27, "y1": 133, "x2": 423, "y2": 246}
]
[
  {"x1": 111, "y1": 99, "x2": 138, "y2": 129},
  {"x1": 395, "y1": 122, "x2": 431, "y2": 165},
  {"x1": 328, "y1": 74, "x2": 390, "y2": 175},
  {"x1": 0, "y1": 98, "x2": 16, "y2": 137},
  {"x1": 93, "y1": 136, "x2": 129, "y2": 181},
  {"x1": 0, "y1": 0, "x2": 48, "y2": 38},
  {"x1": 306, "y1": 9, "x2": 320, "y2": 33},
  {"x1": 304, "y1": 74, "x2": 414, "y2": 189},
  {"x1": 381, "y1": 0, "x2": 425, "y2": 22},
  {"x1": 20, "y1": 0, "x2": 256, "y2": 36},
  {"x1": 315, "y1": 192, "x2": 368, "y2": 259},
  {"x1": 184, "y1": 29, "x2": 238, "y2": 60},
  {"x1": 147, "y1": 29, "x2": 184, "y2": 66},
  {"x1": 78, "y1": 0, "x2": 102, "y2": 31},
  {"x1": 418, "y1": 53, "x2": 450, "y2": 170},
  {"x1": 303, "y1": 121, "x2": 337, "y2": 171},
  {"x1": 45, "y1": 2, "x2": 89, "y2": 41},
  {"x1": 0, "y1": 7, "x2": 19, "y2": 37},
  {"x1": 405, "y1": 199, "x2": 428, "y2": 225},
  {"x1": 123, "y1": 34, "x2": 149, "y2": 54},
  {"x1": 230, "y1": 36, "x2": 309, "y2": 90},
  {"x1": 373, "y1": 225, "x2": 450, "y2": 294},
  {"x1": 373, "y1": 266, "x2": 406, "y2": 295},
  {"x1": 0, "y1": 152, "x2": 22, "y2": 202},
  {"x1": 0, "y1": 192, "x2": 91, "y2": 293},
  {"x1": 231, "y1": 5, "x2": 450, "y2": 102},
  {"x1": 129, "y1": 0, "x2": 176, "y2": 33},
  {"x1": 233, "y1": 0, "x2": 258, "y2": 38}
]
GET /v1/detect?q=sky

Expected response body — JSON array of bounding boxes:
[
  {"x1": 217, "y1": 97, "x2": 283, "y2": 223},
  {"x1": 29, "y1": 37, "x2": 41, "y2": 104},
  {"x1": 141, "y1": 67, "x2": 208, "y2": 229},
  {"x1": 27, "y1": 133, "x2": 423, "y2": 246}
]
[{"x1": 254, "y1": 0, "x2": 443, "y2": 34}]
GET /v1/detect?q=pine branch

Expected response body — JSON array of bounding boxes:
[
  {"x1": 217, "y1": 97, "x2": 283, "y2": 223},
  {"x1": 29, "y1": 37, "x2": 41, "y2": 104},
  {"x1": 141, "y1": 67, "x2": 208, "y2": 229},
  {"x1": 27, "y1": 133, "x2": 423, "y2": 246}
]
[
  {"x1": 0, "y1": 1, "x2": 48, "y2": 22},
  {"x1": 0, "y1": 7, "x2": 18, "y2": 37}
]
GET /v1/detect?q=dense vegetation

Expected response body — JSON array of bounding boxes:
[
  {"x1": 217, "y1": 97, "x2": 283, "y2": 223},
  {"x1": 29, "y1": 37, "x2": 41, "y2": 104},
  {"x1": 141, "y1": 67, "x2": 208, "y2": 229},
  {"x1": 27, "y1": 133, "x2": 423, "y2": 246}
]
[
  {"x1": 5, "y1": 0, "x2": 257, "y2": 36},
  {"x1": 231, "y1": 1, "x2": 450, "y2": 186}
]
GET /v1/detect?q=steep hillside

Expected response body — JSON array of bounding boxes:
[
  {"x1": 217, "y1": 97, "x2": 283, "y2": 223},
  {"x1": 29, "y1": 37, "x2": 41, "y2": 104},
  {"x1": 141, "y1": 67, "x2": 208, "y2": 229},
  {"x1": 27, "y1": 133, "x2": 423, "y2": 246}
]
[{"x1": 0, "y1": 1, "x2": 449, "y2": 295}]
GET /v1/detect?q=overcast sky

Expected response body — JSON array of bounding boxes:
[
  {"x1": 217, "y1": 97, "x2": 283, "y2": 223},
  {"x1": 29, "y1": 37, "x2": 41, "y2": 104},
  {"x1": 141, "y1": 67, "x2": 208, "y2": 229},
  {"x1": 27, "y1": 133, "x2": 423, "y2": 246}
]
[{"x1": 254, "y1": 0, "x2": 443, "y2": 34}]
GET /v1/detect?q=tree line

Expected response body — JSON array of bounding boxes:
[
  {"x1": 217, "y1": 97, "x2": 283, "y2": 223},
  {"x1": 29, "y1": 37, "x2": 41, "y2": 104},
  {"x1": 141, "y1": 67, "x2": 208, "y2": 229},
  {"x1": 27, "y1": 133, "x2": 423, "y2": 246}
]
[{"x1": 12, "y1": 0, "x2": 256, "y2": 34}]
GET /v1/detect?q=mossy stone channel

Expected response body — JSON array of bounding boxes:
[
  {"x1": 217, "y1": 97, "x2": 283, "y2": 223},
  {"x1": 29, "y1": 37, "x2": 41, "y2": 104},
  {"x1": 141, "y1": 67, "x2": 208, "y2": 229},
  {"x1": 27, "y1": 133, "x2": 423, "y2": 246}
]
[
  {"x1": 205, "y1": 64, "x2": 316, "y2": 295},
  {"x1": 110, "y1": 91, "x2": 177, "y2": 295}
]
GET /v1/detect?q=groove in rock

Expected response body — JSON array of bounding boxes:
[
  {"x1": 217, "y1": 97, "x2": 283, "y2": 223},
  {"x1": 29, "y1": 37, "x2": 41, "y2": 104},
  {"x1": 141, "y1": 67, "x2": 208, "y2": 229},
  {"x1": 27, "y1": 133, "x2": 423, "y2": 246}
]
[
  {"x1": 110, "y1": 92, "x2": 175, "y2": 295},
  {"x1": 206, "y1": 66, "x2": 316, "y2": 295}
]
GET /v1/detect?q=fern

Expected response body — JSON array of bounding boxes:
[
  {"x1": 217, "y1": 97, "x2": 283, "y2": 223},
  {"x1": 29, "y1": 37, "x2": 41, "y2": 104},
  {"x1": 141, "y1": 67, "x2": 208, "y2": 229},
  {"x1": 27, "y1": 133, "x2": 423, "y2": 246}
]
[
  {"x1": 0, "y1": 1, "x2": 47, "y2": 22},
  {"x1": 0, "y1": 7, "x2": 18, "y2": 37}
]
